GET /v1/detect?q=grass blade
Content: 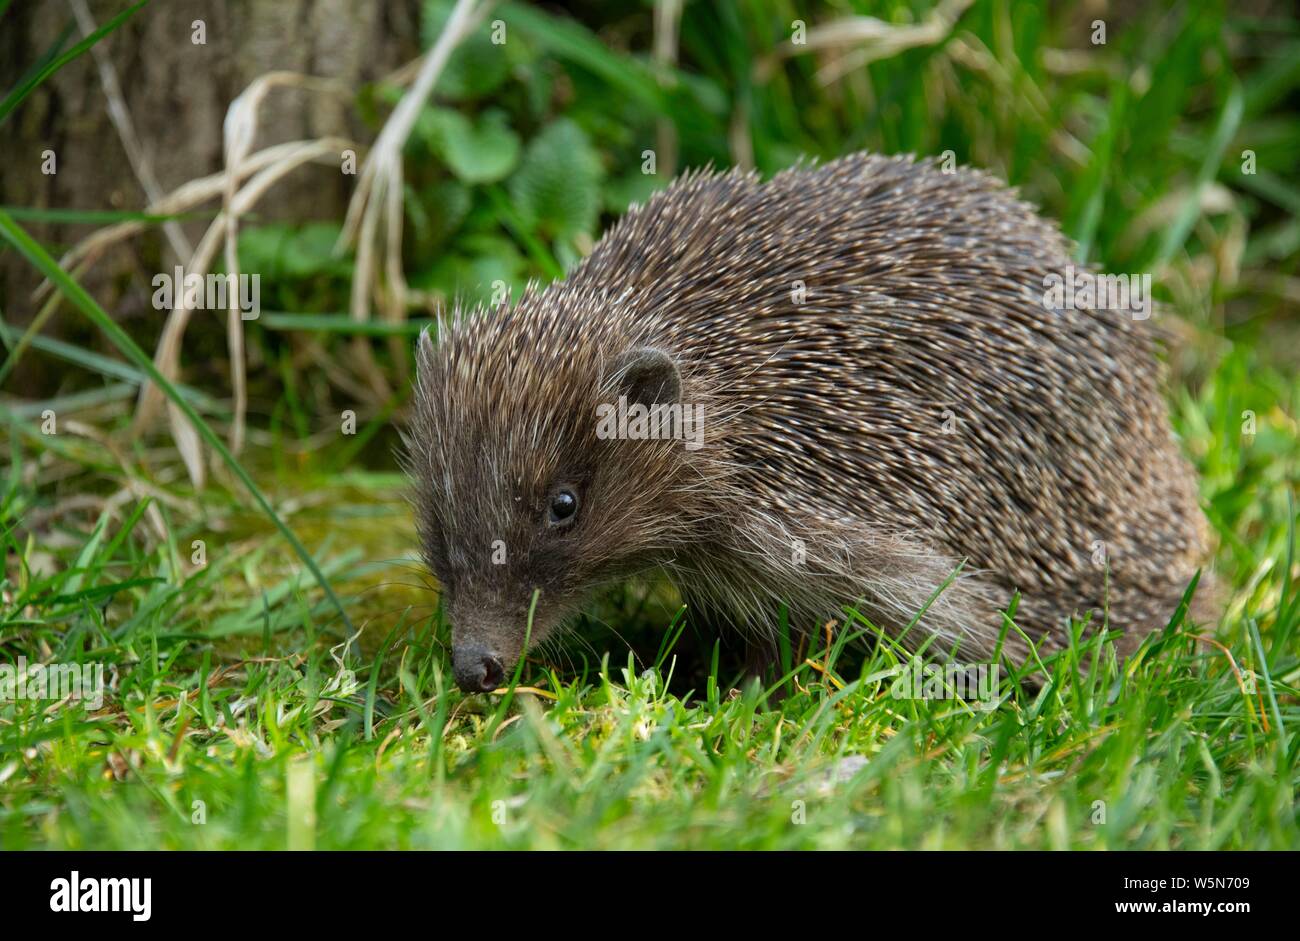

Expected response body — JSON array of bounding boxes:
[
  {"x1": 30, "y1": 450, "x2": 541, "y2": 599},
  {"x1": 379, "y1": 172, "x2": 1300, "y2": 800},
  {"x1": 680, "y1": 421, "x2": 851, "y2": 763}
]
[
  {"x1": 1155, "y1": 82, "x2": 1244, "y2": 267},
  {"x1": 0, "y1": 1, "x2": 150, "y2": 128},
  {"x1": 0, "y1": 207, "x2": 354, "y2": 634}
]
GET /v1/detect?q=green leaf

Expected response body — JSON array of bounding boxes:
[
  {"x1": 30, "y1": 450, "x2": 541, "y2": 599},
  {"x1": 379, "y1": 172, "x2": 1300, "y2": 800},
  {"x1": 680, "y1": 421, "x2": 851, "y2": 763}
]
[
  {"x1": 236, "y1": 223, "x2": 350, "y2": 281},
  {"x1": 413, "y1": 234, "x2": 528, "y2": 309},
  {"x1": 424, "y1": 108, "x2": 521, "y2": 184},
  {"x1": 421, "y1": 0, "x2": 514, "y2": 100},
  {"x1": 283, "y1": 222, "x2": 350, "y2": 278},
  {"x1": 500, "y1": 1, "x2": 667, "y2": 114},
  {"x1": 425, "y1": 179, "x2": 473, "y2": 245},
  {"x1": 237, "y1": 225, "x2": 292, "y2": 280},
  {"x1": 508, "y1": 118, "x2": 604, "y2": 242}
]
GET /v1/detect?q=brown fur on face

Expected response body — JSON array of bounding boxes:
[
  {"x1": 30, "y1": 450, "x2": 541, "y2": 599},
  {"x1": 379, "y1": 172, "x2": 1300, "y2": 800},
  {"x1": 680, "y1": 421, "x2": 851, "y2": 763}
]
[
  {"x1": 407, "y1": 300, "x2": 717, "y2": 688},
  {"x1": 408, "y1": 152, "x2": 1216, "y2": 692}
]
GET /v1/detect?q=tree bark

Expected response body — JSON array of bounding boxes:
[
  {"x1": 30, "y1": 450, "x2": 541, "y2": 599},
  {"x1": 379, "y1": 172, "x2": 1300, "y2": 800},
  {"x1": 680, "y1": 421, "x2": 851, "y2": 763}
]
[{"x1": 1, "y1": 0, "x2": 421, "y2": 388}]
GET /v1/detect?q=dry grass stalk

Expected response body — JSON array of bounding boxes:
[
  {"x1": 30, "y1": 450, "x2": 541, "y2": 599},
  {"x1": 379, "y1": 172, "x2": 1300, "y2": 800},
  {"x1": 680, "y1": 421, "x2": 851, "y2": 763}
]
[
  {"x1": 653, "y1": 0, "x2": 683, "y2": 179},
  {"x1": 756, "y1": 0, "x2": 976, "y2": 84},
  {"x1": 33, "y1": 57, "x2": 353, "y2": 486},
  {"x1": 137, "y1": 134, "x2": 356, "y2": 487},
  {"x1": 38, "y1": 0, "x2": 490, "y2": 488},
  {"x1": 336, "y1": 0, "x2": 492, "y2": 335}
]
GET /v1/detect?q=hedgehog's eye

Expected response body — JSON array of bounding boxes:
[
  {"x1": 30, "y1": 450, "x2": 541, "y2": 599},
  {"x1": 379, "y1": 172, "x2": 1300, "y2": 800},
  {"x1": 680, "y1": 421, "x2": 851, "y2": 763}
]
[{"x1": 547, "y1": 489, "x2": 578, "y2": 526}]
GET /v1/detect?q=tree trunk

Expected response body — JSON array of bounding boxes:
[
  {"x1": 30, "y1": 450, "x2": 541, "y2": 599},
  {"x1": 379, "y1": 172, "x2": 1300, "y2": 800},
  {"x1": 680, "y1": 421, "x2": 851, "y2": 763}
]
[{"x1": 1, "y1": 0, "x2": 421, "y2": 390}]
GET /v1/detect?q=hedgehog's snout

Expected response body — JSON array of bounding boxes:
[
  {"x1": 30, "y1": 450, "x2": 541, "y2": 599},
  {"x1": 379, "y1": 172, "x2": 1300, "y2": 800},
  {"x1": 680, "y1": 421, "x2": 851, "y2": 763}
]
[{"x1": 453, "y1": 642, "x2": 506, "y2": 693}]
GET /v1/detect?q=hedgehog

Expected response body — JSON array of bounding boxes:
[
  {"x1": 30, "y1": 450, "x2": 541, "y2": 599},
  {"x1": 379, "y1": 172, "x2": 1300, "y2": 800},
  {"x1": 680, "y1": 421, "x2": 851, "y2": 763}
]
[{"x1": 407, "y1": 152, "x2": 1215, "y2": 694}]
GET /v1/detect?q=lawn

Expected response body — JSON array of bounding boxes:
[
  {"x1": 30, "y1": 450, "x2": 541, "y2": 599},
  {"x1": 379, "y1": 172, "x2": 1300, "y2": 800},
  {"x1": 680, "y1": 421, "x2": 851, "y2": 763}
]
[{"x1": 1, "y1": 0, "x2": 1297, "y2": 850}]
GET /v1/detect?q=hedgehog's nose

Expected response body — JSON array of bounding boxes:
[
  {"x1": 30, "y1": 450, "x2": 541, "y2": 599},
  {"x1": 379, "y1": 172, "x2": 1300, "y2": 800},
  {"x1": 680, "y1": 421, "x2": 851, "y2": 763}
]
[{"x1": 452, "y1": 644, "x2": 505, "y2": 693}]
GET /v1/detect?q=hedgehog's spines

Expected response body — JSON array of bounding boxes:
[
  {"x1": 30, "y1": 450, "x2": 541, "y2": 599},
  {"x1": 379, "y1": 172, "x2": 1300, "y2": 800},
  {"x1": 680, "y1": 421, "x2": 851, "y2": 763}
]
[{"x1": 412, "y1": 151, "x2": 1214, "y2": 665}]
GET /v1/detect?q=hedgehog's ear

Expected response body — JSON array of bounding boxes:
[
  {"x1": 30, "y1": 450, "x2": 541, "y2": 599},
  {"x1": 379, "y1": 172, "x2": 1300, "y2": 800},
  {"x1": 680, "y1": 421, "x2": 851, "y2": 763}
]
[{"x1": 610, "y1": 347, "x2": 680, "y2": 407}]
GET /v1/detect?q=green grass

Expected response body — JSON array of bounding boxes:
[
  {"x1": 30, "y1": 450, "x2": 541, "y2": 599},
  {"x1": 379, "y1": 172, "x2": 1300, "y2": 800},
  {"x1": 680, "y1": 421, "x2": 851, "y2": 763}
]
[
  {"x1": 1, "y1": 0, "x2": 1298, "y2": 849},
  {"x1": 1, "y1": 350, "x2": 1295, "y2": 850}
]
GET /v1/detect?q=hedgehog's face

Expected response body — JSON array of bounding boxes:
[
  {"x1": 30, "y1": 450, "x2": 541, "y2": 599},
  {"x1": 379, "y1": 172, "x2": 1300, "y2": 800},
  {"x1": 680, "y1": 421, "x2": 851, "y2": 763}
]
[{"x1": 412, "y1": 330, "x2": 697, "y2": 693}]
